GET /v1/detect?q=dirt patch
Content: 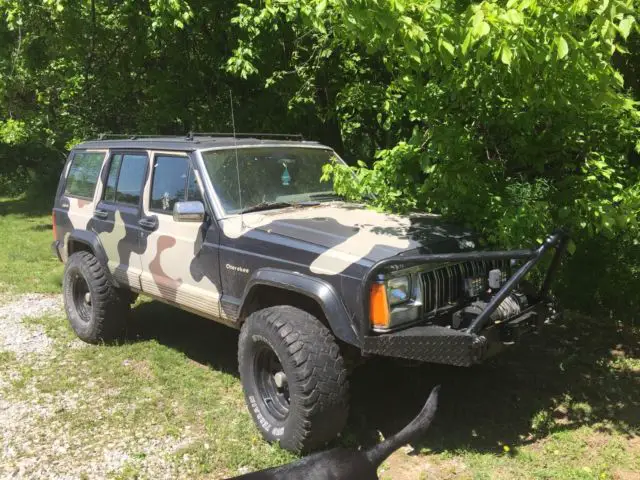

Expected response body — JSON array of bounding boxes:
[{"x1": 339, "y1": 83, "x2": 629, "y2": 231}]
[
  {"x1": 123, "y1": 358, "x2": 155, "y2": 380},
  {"x1": 378, "y1": 446, "x2": 468, "y2": 480},
  {"x1": 613, "y1": 469, "x2": 640, "y2": 480}
]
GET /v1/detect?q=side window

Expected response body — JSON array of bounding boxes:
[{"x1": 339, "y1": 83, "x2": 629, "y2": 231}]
[
  {"x1": 102, "y1": 153, "x2": 147, "y2": 206},
  {"x1": 64, "y1": 151, "x2": 105, "y2": 199},
  {"x1": 103, "y1": 154, "x2": 122, "y2": 203},
  {"x1": 150, "y1": 156, "x2": 189, "y2": 212}
]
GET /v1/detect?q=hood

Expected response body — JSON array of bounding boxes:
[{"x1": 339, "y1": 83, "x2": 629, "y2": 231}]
[{"x1": 220, "y1": 202, "x2": 478, "y2": 276}]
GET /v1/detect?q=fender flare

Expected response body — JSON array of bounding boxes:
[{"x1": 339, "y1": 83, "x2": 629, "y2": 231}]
[
  {"x1": 239, "y1": 268, "x2": 360, "y2": 347},
  {"x1": 67, "y1": 230, "x2": 110, "y2": 271}
]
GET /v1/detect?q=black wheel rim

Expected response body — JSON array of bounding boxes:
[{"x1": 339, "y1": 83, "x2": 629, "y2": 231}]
[
  {"x1": 253, "y1": 343, "x2": 290, "y2": 422},
  {"x1": 71, "y1": 273, "x2": 92, "y2": 323}
]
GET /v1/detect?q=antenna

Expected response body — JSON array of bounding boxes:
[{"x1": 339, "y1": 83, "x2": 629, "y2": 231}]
[{"x1": 229, "y1": 90, "x2": 244, "y2": 228}]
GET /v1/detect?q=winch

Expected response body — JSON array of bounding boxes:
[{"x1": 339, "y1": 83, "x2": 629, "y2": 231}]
[{"x1": 452, "y1": 267, "x2": 530, "y2": 329}]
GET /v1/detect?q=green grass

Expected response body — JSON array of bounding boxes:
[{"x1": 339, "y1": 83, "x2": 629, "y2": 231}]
[
  {"x1": 1, "y1": 193, "x2": 638, "y2": 479},
  {"x1": 0, "y1": 195, "x2": 63, "y2": 294}
]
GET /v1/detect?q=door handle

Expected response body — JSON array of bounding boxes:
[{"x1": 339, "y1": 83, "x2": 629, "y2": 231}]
[
  {"x1": 94, "y1": 208, "x2": 108, "y2": 219},
  {"x1": 138, "y1": 216, "x2": 158, "y2": 231}
]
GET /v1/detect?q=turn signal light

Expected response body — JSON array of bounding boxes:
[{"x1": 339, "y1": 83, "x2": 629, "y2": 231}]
[{"x1": 369, "y1": 283, "x2": 390, "y2": 329}]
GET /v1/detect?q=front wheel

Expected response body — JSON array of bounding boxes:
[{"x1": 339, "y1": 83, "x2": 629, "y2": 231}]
[{"x1": 238, "y1": 306, "x2": 349, "y2": 452}]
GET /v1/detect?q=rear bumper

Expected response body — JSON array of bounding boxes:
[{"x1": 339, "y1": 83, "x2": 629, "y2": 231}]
[{"x1": 362, "y1": 302, "x2": 553, "y2": 367}]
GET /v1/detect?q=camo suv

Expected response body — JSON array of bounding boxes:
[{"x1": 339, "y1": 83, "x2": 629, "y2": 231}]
[{"x1": 52, "y1": 134, "x2": 568, "y2": 452}]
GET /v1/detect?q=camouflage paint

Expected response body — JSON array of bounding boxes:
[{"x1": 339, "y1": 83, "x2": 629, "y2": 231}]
[
  {"x1": 138, "y1": 152, "x2": 222, "y2": 318},
  {"x1": 219, "y1": 202, "x2": 475, "y2": 275},
  {"x1": 54, "y1": 141, "x2": 477, "y2": 339}
]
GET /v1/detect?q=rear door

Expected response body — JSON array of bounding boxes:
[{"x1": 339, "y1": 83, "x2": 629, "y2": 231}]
[
  {"x1": 89, "y1": 150, "x2": 149, "y2": 290},
  {"x1": 54, "y1": 149, "x2": 108, "y2": 261},
  {"x1": 138, "y1": 151, "x2": 221, "y2": 318}
]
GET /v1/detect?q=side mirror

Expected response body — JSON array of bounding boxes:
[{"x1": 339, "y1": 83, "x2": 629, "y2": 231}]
[{"x1": 173, "y1": 201, "x2": 205, "y2": 222}]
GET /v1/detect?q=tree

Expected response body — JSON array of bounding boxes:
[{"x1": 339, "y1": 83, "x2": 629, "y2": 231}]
[{"x1": 229, "y1": 0, "x2": 639, "y2": 318}]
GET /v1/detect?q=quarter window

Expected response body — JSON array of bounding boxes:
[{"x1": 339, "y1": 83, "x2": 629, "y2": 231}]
[
  {"x1": 64, "y1": 151, "x2": 105, "y2": 199},
  {"x1": 103, "y1": 153, "x2": 147, "y2": 206}
]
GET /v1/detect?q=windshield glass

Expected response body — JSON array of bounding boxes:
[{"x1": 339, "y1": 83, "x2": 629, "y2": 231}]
[{"x1": 202, "y1": 147, "x2": 338, "y2": 215}]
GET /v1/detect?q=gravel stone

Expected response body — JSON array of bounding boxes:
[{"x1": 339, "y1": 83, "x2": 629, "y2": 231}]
[
  {"x1": 0, "y1": 293, "x2": 200, "y2": 479},
  {"x1": 0, "y1": 294, "x2": 62, "y2": 358}
]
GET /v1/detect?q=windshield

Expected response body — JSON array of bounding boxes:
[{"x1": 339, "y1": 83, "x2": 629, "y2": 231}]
[{"x1": 201, "y1": 147, "x2": 338, "y2": 215}]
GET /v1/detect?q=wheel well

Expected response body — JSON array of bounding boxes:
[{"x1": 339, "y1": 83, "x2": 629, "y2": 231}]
[
  {"x1": 240, "y1": 285, "x2": 329, "y2": 328},
  {"x1": 68, "y1": 239, "x2": 93, "y2": 256}
]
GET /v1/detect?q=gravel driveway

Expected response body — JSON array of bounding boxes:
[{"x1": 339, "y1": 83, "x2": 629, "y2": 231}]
[{"x1": 0, "y1": 294, "x2": 197, "y2": 479}]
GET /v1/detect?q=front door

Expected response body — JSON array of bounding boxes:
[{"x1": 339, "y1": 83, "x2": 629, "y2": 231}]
[
  {"x1": 89, "y1": 151, "x2": 148, "y2": 290},
  {"x1": 138, "y1": 152, "x2": 221, "y2": 318}
]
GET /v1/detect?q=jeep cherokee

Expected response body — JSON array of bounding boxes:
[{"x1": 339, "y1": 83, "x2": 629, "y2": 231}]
[{"x1": 52, "y1": 134, "x2": 568, "y2": 452}]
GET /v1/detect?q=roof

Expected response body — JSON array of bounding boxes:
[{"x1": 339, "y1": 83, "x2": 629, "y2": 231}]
[{"x1": 73, "y1": 135, "x2": 325, "y2": 152}]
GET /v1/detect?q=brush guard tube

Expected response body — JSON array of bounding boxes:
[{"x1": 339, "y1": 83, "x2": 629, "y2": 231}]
[{"x1": 360, "y1": 230, "x2": 569, "y2": 366}]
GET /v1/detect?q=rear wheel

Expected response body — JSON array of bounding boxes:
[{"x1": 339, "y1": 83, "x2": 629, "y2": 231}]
[
  {"x1": 238, "y1": 306, "x2": 349, "y2": 452},
  {"x1": 63, "y1": 251, "x2": 129, "y2": 343}
]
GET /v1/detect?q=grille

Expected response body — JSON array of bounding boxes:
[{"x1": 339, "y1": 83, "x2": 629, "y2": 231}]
[{"x1": 419, "y1": 259, "x2": 509, "y2": 314}]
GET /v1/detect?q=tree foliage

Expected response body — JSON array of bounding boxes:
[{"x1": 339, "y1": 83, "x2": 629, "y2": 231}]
[
  {"x1": 1, "y1": 0, "x2": 639, "y2": 319},
  {"x1": 229, "y1": 0, "x2": 640, "y2": 319}
]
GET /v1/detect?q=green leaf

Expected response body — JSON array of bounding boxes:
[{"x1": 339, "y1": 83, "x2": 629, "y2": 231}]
[
  {"x1": 555, "y1": 36, "x2": 569, "y2": 59},
  {"x1": 316, "y1": 0, "x2": 328, "y2": 16},
  {"x1": 506, "y1": 9, "x2": 523, "y2": 24},
  {"x1": 473, "y1": 20, "x2": 490, "y2": 38},
  {"x1": 618, "y1": 16, "x2": 634, "y2": 40},
  {"x1": 461, "y1": 32, "x2": 473, "y2": 55},
  {"x1": 438, "y1": 38, "x2": 455, "y2": 58},
  {"x1": 501, "y1": 44, "x2": 513, "y2": 65},
  {"x1": 567, "y1": 240, "x2": 577, "y2": 256}
]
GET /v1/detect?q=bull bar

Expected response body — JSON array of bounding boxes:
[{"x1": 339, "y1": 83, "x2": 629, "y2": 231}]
[{"x1": 360, "y1": 230, "x2": 569, "y2": 366}]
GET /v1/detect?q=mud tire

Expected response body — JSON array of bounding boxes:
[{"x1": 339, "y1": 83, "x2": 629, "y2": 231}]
[
  {"x1": 63, "y1": 251, "x2": 129, "y2": 344},
  {"x1": 238, "y1": 306, "x2": 350, "y2": 452}
]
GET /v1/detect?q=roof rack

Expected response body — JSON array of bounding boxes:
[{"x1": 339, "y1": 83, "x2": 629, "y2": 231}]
[
  {"x1": 186, "y1": 132, "x2": 304, "y2": 141},
  {"x1": 92, "y1": 132, "x2": 306, "y2": 142},
  {"x1": 96, "y1": 133, "x2": 173, "y2": 140}
]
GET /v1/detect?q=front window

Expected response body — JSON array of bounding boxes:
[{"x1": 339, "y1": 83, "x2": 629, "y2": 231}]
[{"x1": 201, "y1": 147, "x2": 338, "y2": 215}]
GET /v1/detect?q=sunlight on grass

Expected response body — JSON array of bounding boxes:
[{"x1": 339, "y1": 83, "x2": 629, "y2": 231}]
[
  {"x1": 1, "y1": 194, "x2": 638, "y2": 479},
  {"x1": 0, "y1": 196, "x2": 63, "y2": 294}
]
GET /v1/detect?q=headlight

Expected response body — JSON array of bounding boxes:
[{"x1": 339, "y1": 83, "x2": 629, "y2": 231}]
[
  {"x1": 370, "y1": 274, "x2": 422, "y2": 331},
  {"x1": 387, "y1": 276, "x2": 411, "y2": 305}
]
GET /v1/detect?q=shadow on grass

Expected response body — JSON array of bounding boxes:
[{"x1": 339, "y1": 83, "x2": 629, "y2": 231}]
[
  {"x1": 127, "y1": 301, "x2": 241, "y2": 377},
  {"x1": 125, "y1": 300, "x2": 639, "y2": 455},
  {"x1": 0, "y1": 194, "x2": 54, "y2": 217}
]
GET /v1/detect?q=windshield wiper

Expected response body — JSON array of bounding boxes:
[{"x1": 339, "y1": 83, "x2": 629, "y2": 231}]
[
  {"x1": 239, "y1": 201, "x2": 293, "y2": 214},
  {"x1": 239, "y1": 200, "x2": 321, "y2": 214},
  {"x1": 308, "y1": 192, "x2": 342, "y2": 200}
]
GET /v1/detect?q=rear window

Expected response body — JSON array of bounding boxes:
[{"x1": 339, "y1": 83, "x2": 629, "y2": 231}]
[{"x1": 64, "y1": 151, "x2": 105, "y2": 199}]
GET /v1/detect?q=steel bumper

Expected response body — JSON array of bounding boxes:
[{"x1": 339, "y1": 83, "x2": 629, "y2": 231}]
[
  {"x1": 359, "y1": 230, "x2": 569, "y2": 367},
  {"x1": 362, "y1": 302, "x2": 552, "y2": 366}
]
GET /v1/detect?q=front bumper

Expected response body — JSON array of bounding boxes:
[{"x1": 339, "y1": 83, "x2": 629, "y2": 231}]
[
  {"x1": 362, "y1": 302, "x2": 554, "y2": 366},
  {"x1": 360, "y1": 230, "x2": 569, "y2": 367}
]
